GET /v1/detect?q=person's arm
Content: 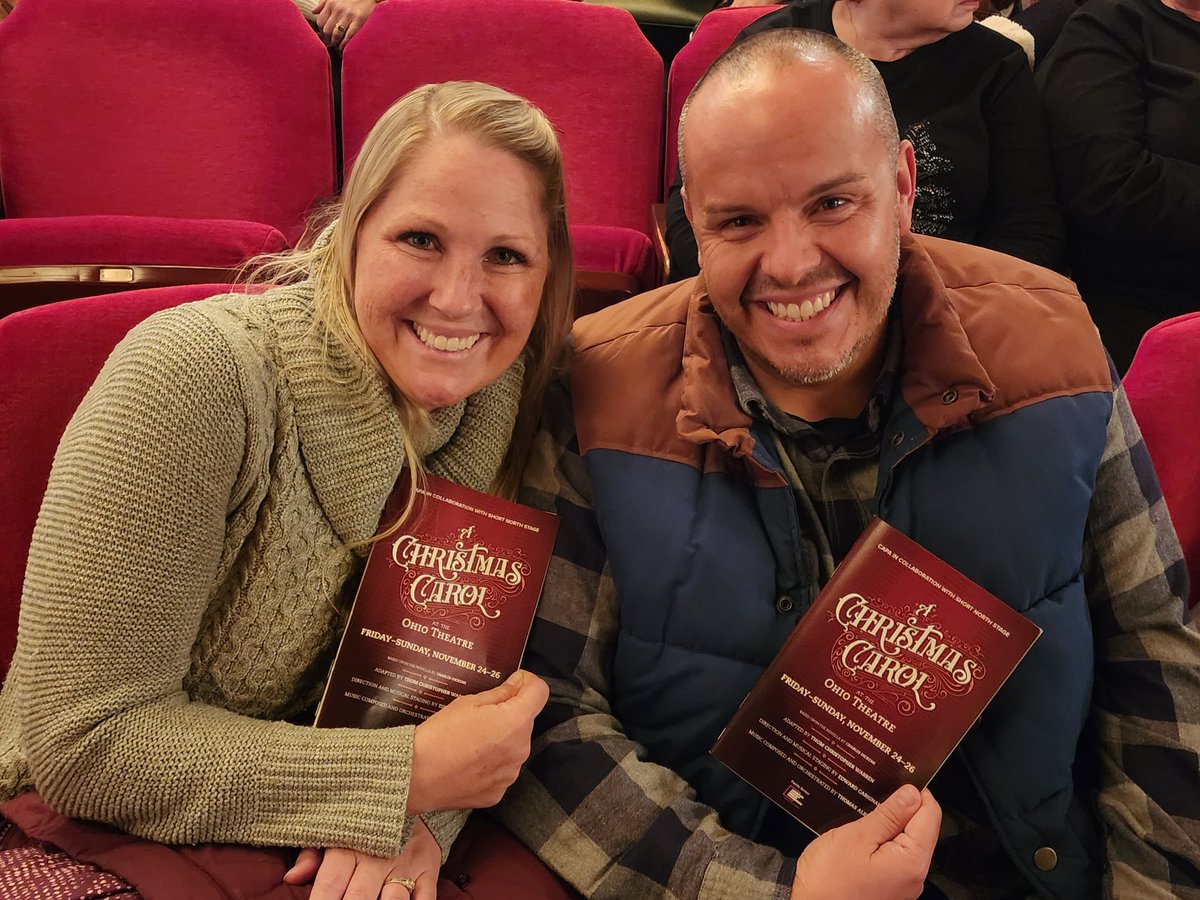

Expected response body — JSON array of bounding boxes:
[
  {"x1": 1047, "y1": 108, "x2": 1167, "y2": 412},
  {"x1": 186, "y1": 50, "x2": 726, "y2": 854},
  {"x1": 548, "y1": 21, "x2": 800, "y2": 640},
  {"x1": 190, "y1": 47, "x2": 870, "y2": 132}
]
[
  {"x1": 1038, "y1": 6, "x2": 1200, "y2": 253},
  {"x1": 1081, "y1": 377, "x2": 1200, "y2": 897},
  {"x1": 975, "y1": 44, "x2": 1067, "y2": 270},
  {"x1": 15, "y1": 305, "x2": 533, "y2": 857},
  {"x1": 496, "y1": 382, "x2": 939, "y2": 900}
]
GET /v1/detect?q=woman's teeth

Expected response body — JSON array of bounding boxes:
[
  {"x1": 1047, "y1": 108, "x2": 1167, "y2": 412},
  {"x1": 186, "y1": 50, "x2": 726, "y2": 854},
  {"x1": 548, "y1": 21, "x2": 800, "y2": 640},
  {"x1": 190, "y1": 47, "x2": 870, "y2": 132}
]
[
  {"x1": 413, "y1": 323, "x2": 481, "y2": 352},
  {"x1": 766, "y1": 289, "x2": 836, "y2": 322}
]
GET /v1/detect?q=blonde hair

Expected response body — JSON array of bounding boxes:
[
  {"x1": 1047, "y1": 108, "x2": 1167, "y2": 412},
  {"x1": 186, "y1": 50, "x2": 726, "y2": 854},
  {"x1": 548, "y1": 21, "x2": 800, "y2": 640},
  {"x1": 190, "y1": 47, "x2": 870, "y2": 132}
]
[{"x1": 245, "y1": 81, "x2": 573, "y2": 534}]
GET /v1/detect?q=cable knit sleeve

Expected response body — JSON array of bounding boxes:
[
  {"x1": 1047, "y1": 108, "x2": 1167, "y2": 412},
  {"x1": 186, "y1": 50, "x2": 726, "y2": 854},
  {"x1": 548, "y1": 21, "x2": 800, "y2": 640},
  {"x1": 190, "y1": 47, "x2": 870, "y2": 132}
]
[{"x1": 12, "y1": 303, "x2": 424, "y2": 857}]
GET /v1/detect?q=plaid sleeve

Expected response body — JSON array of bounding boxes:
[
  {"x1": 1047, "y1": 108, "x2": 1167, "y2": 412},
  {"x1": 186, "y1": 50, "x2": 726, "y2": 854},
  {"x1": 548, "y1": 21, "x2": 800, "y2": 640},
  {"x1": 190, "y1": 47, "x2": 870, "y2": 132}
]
[
  {"x1": 1081, "y1": 379, "x2": 1200, "y2": 898},
  {"x1": 495, "y1": 378, "x2": 795, "y2": 900}
]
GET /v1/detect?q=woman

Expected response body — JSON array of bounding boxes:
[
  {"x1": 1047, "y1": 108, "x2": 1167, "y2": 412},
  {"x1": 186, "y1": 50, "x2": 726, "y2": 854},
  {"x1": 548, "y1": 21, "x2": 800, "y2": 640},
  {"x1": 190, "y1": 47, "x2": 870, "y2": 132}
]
[
  {"x1": 1038, "y1": 0, "x2": 1200, "y2": 373},
  {"x1": 0, "y1": 80, "x2": 574, "y2": 899},
  {"x1": 667, "y1": 0, "x2": 1066, "y2": 280}
]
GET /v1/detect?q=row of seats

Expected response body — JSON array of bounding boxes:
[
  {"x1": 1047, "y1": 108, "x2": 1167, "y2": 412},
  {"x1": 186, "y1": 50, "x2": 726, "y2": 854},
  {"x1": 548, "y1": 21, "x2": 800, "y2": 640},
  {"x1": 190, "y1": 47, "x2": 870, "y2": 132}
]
[
  {"x1": 0, "y1": 0, "x2": 776, "y2": 315},
  {"x1": 1, "y1": 285, "x2": 1195, "y2": 674}
]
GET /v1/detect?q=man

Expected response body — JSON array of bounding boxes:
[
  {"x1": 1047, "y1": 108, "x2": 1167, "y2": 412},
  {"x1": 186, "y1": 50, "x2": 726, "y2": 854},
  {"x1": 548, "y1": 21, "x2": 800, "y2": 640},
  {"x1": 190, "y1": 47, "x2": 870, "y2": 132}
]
[{"x1": 497, "y1": 28, "x2": 1200, "y2": 900}]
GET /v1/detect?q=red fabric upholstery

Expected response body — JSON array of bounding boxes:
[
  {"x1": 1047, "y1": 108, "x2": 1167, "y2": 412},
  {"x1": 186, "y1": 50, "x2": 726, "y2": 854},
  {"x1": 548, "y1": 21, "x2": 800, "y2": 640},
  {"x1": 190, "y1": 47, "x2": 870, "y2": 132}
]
[
  {"x1": 439, "y1": 816, "x2": 581, "y2": 899},
  {"x1": 1124, "y1": 312, "x2": 1200, "y2": 609},
  {"x1": 664, "y1": 5, "x2": 781, "y2": 194},
  {"x1": 0, "y1": 217, "x2": 288, "y2": 267},
  {"x1": 0, "y1": 285, "x2": 245, "y2": 676},
  {"x1": 570, "y1": 224, "x2": 659, "y2": 292},
  {"x1": 0, "y1": 0, "x2": 335, "y2": 243},
  {"x1": 341, "y1": 0, "x2": 663, "y2": 239}
]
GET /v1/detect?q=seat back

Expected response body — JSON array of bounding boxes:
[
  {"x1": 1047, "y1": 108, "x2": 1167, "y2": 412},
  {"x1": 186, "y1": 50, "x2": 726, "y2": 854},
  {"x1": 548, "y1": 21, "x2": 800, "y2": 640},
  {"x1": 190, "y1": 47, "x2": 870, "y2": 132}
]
[
  {"x1": 664, "y1": 5, "x2": 780, "y2": 193},
  {"x1": 0, "y1": 284, "x2": 238, "y2": 675},
  {"x1": 1124, "y1": 311, "x2": 1200, "y2": 609},
  {"x1": 0, "y1": 0, "x2": 336, "y2": 243},
  {"x1": 341, "y1": 0, "x2": 663, "y2": 238}
]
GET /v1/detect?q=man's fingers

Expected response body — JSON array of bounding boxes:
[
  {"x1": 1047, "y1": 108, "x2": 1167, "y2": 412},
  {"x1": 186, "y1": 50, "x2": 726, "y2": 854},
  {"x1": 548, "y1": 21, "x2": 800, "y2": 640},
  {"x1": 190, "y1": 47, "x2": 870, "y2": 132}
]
[
  {"x1": 902, "y1": 789, "x2": 942, "y2": 850},
  {"x1": 850, "y1": 784, "x2": 922, "y2": 847},
  {"x1": 503, "y1": 670, "x2": 550, "y2": 716}
]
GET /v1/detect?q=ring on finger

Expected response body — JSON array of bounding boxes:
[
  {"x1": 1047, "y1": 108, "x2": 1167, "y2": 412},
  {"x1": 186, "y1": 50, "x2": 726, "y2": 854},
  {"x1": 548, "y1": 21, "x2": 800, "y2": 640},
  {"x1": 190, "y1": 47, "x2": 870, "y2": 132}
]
[{"x1": 385, "y1": 876, "x2": 417, "y2": 890}]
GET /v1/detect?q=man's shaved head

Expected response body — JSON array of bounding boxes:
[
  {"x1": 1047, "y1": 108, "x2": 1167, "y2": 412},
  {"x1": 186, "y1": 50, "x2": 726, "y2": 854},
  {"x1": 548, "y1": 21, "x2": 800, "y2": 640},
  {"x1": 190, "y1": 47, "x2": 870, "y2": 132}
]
[{"x1": 678, "y1": 28, "x2": 898, "y2": 185}]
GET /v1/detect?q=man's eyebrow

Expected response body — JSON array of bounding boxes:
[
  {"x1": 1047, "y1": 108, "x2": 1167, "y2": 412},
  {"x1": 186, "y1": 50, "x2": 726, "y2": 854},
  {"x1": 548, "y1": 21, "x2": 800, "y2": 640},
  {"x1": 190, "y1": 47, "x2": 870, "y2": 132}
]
[
  {"x1": 808, "y1": 173, "x2": 869, "y2": 196},
  {"x1": 702, "y1": 203, "x2": 756, "y2": 217},
  {"x1": 702, "y1": 172, "x2": 872, "y2": 217}
]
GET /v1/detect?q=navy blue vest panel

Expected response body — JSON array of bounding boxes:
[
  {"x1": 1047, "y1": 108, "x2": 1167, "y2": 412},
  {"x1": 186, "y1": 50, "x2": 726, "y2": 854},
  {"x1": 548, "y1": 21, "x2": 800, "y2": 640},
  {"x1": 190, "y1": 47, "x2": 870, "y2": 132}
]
[{"x1": 584, "y1": 386, "x2": 1112, "y2": 900}]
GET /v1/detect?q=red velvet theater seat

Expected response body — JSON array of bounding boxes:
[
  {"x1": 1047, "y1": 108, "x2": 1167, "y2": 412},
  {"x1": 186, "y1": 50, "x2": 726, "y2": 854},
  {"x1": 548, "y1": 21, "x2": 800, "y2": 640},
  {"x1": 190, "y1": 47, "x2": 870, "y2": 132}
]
[
  {"x1": 0, "y1": 0, "x2": 336, "y2": 244},
  {"x1": 0, "y1": 284, "x2": 244, "y2": 676},
  {"x1": 664, "y1": 5, "x2": 782, "y2": 194},
  {"x1": 1124, "y1": 312, "x2": 1200, "y2": 610},
  {"x1": 0, "y1": 217, "x2": 287, "y2": 317},
  {"x1": 341, "y1": 0, "x2": 664, "y2": 303}
]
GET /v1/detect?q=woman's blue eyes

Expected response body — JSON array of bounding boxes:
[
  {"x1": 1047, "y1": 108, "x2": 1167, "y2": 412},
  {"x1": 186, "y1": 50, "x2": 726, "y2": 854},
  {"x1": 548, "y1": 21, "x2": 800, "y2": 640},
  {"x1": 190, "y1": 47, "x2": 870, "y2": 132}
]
[
  {"x1": 402, "y1": 232, "x2": 436, "y2": 250},
  {"x1": 398, "y1": 233, "x2": 525, "y2": 265},
  {"x1": 491, "y1": 247, "x2": 527, "y2": 266}
]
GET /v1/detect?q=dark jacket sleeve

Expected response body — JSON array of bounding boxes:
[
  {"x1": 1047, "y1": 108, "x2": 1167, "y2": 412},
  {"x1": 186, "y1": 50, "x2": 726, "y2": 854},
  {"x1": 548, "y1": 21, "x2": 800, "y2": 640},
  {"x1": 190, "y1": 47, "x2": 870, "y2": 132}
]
[
  {"x1": 975, "y1": 43, "x2": 1067, "y2": 271},
  {"x1": 1038, "y1": 1, "x2": 1200, "y2": 253},
  {"x1": 666, "y1": 164, "x2": 700, "y2": 283}
]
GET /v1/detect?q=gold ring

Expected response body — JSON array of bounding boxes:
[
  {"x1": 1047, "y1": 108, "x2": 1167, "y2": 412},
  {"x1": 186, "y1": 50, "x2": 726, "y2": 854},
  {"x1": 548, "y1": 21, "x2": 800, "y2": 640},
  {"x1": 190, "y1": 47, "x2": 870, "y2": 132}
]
[
  {"x1": 334, "y1": 23, "x2": 347, "y2": 32},
  {"x1": 385, "y1": 877, "x2": 417, "y2": 890}
]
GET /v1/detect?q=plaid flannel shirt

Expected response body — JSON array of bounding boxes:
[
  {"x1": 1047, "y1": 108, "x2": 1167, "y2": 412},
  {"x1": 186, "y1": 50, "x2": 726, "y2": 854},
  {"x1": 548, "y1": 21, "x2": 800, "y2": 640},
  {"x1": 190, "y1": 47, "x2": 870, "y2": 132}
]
[{"x1": 497, "y1": 343, "x2": 1200, "y2": 900}]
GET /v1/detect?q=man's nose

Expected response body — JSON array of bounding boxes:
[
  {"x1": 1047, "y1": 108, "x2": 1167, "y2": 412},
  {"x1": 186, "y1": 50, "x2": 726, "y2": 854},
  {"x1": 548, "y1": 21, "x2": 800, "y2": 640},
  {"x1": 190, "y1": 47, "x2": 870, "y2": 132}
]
[
  {"x1": 429, "y1": 255, "x2": 482, "y2": 318},
  {"x1": 758, "y1": 217, "x2": 821, "y2": 287}
]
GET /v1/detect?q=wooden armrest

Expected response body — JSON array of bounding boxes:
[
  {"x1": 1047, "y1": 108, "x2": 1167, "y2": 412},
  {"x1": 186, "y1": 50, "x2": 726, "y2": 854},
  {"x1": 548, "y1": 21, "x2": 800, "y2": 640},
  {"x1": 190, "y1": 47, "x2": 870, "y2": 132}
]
[
  {"x1": 0, "y1": 264, "x2": 240, "y2": 317},
  {"x1": 651, "y1": 203, "x2": 670, "y2": 284},
  {"x1": 573, "y1": 269, "x2": 639, "y2": 318}
]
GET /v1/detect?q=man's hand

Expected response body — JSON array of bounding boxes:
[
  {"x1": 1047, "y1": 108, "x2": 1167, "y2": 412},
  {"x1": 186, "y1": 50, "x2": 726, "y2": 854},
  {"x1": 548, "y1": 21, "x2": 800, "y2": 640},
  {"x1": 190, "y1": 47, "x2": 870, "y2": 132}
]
[
  {"x1": 791, "y1": 785, "x2": 941, "y2": 900},
  {"x1": 407, "y1": 669, "x2": 549, "y2": 816},
  {"x1": 284, "y1": 818, "x2": 442, "y2": 899},
  {"x1": 312, "y1": 0, "x2": 375, "y2": 47}
]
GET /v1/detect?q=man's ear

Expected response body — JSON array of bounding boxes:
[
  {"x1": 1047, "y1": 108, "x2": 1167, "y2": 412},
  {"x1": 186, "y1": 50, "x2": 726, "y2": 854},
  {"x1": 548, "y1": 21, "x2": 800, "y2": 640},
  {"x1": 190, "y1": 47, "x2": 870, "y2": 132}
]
[
  {"x1": 681, "y1": 186, "x2": 702, "y2": 268},
  {"x1": 896, "y1": 139, "x2": 917, "y2": 236}
]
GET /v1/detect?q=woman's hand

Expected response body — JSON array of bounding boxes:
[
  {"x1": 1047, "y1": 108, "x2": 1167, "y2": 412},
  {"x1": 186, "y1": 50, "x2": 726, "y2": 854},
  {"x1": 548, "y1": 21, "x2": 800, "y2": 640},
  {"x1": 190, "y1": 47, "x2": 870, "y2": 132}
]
[
  {"x1": 791, "y1": 785, "x2": 941, "y2": 900},
  {"x1": 312, "y1": 0, "x2": 375, "y2": 47},
  {"x1": 284, "y1": 818, "x2": 443, "y2": 899},
  {"x1": 407, "y1": 669, "x2": 549, "y2": 815}
]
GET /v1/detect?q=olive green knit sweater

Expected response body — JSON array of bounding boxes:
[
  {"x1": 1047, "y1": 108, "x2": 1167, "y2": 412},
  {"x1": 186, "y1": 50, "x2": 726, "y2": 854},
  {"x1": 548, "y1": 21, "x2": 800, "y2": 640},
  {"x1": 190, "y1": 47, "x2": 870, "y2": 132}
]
[{"x1": 0, "y1": 282, "x2": 524, "y2": 858}]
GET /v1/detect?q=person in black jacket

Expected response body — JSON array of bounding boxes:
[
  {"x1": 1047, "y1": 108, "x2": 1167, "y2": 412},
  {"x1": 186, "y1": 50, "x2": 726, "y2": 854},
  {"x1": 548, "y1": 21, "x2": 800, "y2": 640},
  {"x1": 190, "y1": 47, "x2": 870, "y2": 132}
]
[
  {"x1": 667, "y1": 0, "x2": 1066, "y2": 280},
  {"x1": 1039, "y1": 0, "x2": 1200, "y2": 373}
]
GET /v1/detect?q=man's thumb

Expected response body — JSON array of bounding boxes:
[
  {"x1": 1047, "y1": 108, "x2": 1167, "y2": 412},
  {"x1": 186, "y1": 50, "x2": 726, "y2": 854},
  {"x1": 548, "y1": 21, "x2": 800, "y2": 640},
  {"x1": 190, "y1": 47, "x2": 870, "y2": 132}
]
[{"x1": 851, "y1": 784, "x2": 922, "y2": 846}]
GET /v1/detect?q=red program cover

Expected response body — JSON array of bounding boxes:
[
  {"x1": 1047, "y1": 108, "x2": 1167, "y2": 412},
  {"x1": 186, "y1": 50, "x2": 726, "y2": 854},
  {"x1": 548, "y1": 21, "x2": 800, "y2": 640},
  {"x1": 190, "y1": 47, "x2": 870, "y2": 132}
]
[
  {"x1": 712, "y1": 517, "x2": 1041, "y2": 834},
  {"x1": 315, "y1": 472, "x2": 558, "y2": 729}
]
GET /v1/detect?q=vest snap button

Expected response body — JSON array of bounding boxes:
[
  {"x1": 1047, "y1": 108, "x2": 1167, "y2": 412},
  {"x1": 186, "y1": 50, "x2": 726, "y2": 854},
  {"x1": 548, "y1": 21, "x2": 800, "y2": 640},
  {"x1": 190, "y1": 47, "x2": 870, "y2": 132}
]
[
  {"x1": 1033, "y1": 847, "x2": 1058, "y2": 871},
  {"x1": 776, "y1": 595, "x2": 794, "y2": 613},
  {"x1": 890, "y1": 431, "x2": 904, "y2": 446},
  {"x1": 941, "y1": 388, "x2": 958, "y2": 404}
]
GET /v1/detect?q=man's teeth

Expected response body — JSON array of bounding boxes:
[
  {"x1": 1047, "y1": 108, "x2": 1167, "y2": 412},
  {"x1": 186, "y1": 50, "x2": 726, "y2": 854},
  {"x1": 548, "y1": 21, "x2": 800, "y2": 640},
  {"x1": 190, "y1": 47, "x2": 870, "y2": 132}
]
[
  {"x1": 414, "y1": 323, "x2": 481, "y2": 352},
  {"x1": 767, "y1": 289, "x2": 836, "y2": 321}
]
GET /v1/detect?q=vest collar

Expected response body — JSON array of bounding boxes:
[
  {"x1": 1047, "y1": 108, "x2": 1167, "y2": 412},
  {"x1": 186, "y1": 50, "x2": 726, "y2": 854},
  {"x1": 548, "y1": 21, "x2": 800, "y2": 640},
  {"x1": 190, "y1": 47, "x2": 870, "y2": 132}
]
[{"x1": 677, "y1": 235, "x2": 998, "y2": 455}]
